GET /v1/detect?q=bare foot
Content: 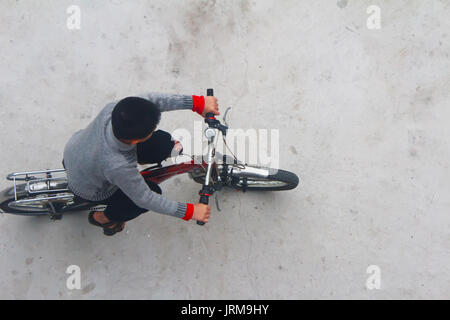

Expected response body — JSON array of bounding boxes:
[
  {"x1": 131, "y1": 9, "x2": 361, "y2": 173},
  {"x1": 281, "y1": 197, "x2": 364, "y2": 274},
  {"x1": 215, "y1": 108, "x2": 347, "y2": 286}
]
[
  {"x1": 93, "y1": 211, "x2": 126, "y2": 231},
  {"x1": 173, "y1": 140, "x2": 183, "y2": 155},
  {"x1": 93, "y1": 211, "x2": 110, "y2": 224}
]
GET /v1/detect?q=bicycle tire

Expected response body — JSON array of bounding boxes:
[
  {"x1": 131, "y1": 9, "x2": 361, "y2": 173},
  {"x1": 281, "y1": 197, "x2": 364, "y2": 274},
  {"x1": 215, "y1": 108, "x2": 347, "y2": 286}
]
[
  {"x1": 230, "y1": 168, "x2": 299, "y2": 191},
  {"x1": 0, "y1": 183, "x2": 116, "y2": 216},
  {"x1": 0, "y1": 183, "x2": 68, "y2": 216}
]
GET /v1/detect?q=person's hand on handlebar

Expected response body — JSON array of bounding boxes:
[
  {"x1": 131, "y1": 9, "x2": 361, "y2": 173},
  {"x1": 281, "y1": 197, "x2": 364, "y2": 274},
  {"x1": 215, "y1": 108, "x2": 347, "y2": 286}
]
[
  {"x1": 193, "y1": 203, "x2": 211, "y2": 223},
  {"x1": 202, "y1": 96, "x2": 220, "y2": 117}
]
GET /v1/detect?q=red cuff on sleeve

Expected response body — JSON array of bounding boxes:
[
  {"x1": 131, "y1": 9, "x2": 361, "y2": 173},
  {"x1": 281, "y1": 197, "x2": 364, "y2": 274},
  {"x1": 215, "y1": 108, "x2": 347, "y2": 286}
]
[
  {"x1": 192, "y1": 95, "x2": 205, "y2": 115},
  {"x1": 182, "y1": 203, "x2": 194, "y2": 221}
]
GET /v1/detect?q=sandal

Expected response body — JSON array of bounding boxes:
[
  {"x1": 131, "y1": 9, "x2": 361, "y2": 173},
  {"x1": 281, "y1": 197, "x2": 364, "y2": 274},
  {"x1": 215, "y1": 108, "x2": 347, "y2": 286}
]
[{"x1": 88, "y1": 211, "x2": 124, "y2": 236}]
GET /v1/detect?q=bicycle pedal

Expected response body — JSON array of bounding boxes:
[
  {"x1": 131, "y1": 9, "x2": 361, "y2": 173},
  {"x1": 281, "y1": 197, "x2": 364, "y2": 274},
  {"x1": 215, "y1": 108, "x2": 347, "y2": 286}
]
[
  {"x1": 242, "y1": 177, "x2": 248, "y2": 193},
  {"x1": 49, "y1": 214, "x2": 63, "y2": 220}
]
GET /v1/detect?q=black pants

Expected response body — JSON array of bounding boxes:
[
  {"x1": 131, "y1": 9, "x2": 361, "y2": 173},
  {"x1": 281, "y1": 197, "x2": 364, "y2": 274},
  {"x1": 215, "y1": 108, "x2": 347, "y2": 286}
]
[{"x1": 68, "y1": 130, "x2": 176, "y2": 222}]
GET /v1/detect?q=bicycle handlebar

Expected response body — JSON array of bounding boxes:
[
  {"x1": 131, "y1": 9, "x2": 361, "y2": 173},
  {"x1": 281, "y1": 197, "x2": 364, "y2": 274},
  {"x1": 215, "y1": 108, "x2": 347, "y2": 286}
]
[{"x1": 197, "y1": 88, "x2": 215, "y2": 226}]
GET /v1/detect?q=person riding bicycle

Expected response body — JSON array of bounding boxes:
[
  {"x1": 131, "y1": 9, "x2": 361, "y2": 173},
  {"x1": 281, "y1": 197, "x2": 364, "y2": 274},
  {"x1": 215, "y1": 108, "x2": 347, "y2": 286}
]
[{"x1": 62, "y1": 92, "x2": 219, "y2": 236}]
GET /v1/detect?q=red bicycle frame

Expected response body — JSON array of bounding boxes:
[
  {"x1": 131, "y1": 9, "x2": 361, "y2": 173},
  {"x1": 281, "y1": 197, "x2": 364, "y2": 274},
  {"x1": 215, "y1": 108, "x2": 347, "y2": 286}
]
[{"x1": 140, "y1": 159, "x2": 206, "y2": 185}]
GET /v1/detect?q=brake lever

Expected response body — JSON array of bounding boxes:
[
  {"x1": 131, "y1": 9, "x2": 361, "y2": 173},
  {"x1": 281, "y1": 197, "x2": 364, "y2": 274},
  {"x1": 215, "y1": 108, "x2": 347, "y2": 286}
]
[
  {"x1": 223, "y1": 107, "x2": 232, "y2": 127},
  {"x1": 215, "y1": 191, "x2": 221, "y2": 212}
]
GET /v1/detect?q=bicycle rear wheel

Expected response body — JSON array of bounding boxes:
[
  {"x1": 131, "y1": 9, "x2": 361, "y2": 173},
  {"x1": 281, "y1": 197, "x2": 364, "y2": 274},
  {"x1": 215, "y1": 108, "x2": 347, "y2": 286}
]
[
  {"x1": 0, "y1": 183, "x2": 80, "y2": 216},
  {"x1": 0, "y1": 183, "x2": 50, "y2": 215}
]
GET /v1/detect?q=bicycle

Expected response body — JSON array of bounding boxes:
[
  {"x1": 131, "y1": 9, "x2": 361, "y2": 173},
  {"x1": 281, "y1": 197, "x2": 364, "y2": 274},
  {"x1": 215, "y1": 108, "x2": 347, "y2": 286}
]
[{"x1": 0, "y1": 89, "x2": 299, "y2": 224}]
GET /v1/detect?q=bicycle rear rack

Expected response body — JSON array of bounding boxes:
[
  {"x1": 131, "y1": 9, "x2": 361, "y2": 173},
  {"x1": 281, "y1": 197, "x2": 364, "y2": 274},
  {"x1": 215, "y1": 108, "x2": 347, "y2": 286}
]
[{"x1": 7, "y1": 169, "x2": 74, "y2": 205}]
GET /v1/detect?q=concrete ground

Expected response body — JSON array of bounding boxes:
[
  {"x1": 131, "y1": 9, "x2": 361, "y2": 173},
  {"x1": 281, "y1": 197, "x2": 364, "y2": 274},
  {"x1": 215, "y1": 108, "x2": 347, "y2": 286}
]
[{"x1": 0, "y1": 0, "x2": 449, "y2": 299}]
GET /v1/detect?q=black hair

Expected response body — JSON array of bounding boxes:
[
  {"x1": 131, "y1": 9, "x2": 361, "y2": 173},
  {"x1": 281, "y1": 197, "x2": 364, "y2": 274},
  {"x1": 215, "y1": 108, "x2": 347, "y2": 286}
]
[{"x1": 111, "y1": 97, "x2": 161, "y2": 140}]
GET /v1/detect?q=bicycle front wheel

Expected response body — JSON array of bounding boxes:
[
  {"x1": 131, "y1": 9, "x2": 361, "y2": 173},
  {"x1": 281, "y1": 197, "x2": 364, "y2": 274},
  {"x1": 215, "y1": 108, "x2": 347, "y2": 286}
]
[{"x1": 230, "y1": 166, "x2": 299, "y2": 191}]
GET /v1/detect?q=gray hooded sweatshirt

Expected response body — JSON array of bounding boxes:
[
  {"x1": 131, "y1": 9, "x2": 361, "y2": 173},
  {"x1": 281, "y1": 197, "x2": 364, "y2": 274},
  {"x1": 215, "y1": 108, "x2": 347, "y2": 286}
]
[{"x1": 63, "y1": 92, "x2": 195, "y2": 219}]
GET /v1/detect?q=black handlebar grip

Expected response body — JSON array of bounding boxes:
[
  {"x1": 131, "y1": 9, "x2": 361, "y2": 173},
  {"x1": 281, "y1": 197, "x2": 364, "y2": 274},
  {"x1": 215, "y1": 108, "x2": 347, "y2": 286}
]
[
  {"x1": 206, "y1": 89, "x2": 215, "y2": 120},
  {"x1": 197, "y1": 194, "x2": 209, "y2": 226},
  {"x1": 199, "y1": 194, "x2": 210, "y2": 205}
]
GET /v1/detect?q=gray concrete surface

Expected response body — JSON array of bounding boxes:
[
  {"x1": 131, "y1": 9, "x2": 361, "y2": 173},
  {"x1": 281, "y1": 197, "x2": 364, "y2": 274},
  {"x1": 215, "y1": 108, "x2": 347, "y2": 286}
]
[{"x1": 0, "y1": 0, "x2": 449, "y2": 299}]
